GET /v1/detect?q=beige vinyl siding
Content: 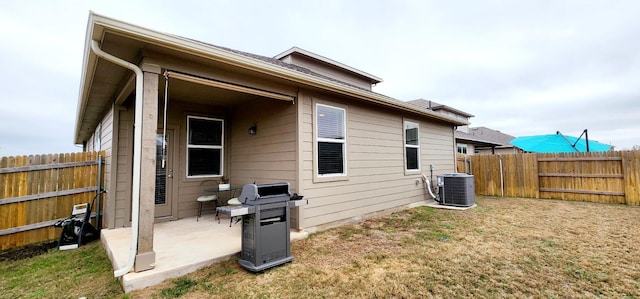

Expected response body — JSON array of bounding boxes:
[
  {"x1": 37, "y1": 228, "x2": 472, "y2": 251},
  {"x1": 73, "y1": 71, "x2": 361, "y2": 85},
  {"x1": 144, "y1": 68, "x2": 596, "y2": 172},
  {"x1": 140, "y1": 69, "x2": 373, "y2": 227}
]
[
  {"x1": 422, "y1": 119, "x2": 456, "y2": 174},
  {"x1": 114, "y1": 106, "x2": 134, "y2": 227},
  {"x1": 85, "y1": 136, "x2": 93, "y2": 151},
  {"x1": 98, "y1": 106, "x2": 114, "y2": 228},
  {"x1": 300, "y1": 90, "x2": 455, "y2": 229},
  {"x1": 230, "y1": 99, "x2": 297, "y2": 185},
  {"x1": 224, "y1": 98, "x2": 297, "y2": 226},
  {"x1": 85, "y1": 105, "x2": 118, "y2": 228}
]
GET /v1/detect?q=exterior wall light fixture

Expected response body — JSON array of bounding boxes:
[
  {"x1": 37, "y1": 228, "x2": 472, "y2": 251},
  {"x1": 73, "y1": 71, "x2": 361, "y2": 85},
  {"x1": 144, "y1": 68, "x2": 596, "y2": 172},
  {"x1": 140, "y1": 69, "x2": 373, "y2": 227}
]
[{"x1": 248, "y1": 125, "x2": 257, "y2": 135}]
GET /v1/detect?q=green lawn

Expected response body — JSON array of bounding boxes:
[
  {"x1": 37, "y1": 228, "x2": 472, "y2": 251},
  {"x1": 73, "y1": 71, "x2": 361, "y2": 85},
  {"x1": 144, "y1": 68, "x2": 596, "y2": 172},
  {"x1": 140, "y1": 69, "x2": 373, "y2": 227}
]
[{"x1": 0, "y1": 241, "x2": 122, "y2": 299}]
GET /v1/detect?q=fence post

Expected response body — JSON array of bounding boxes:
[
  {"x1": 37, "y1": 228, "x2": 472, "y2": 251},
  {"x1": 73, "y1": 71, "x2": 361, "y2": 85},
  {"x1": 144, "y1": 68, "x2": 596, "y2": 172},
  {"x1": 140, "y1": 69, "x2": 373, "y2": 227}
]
[
  {"x1": 621, "y1": 151, "x2": 640, "y2": 205},
  {"x1": 533, "y1": 154, "x2": 540, "y2": 199},
  {"x1": 96, "y1": 155, "x2": 103, "y2": 231},
  {"x1": 499, "y1": 155, "x2": 504, "y2": 197}
]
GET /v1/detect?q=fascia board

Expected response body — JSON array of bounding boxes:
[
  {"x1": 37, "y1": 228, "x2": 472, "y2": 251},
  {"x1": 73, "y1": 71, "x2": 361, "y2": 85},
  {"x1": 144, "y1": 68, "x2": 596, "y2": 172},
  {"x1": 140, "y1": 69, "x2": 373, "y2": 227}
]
[{"x1": 74, "y1": 13, "x2": 102, "y2": 144}]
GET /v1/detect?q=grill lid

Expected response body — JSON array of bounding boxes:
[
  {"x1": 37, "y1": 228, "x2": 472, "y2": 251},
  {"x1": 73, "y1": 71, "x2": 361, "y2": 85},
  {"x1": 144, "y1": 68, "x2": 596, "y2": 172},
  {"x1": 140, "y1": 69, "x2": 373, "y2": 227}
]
[{"x1": 239, "y1": 182, "x2": 291, "y2": 205}]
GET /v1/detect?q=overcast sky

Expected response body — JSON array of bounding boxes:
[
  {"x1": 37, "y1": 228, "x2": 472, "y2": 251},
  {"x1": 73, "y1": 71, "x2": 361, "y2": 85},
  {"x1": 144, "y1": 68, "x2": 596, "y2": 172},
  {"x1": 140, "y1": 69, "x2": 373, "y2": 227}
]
[{"x1": 0, "y1": 0, "x2": 638, "y2": 156}]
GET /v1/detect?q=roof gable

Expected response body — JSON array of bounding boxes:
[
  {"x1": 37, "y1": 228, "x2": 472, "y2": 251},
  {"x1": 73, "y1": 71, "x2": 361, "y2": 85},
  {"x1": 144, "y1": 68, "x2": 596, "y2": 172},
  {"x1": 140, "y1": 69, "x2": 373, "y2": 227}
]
[
  {"x1": 274, "y1": 47, "x2": 382, "y2": 87},
  {"x1": 407, "y1": 99, "x2": 474, "y2": 118}
]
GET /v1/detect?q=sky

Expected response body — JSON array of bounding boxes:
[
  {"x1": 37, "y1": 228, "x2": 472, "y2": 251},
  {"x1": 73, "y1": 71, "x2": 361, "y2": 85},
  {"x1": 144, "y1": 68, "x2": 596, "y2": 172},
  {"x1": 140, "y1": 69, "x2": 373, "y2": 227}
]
[{"x1": 0, "y1": 0, "x2": 639, "y2": 156}]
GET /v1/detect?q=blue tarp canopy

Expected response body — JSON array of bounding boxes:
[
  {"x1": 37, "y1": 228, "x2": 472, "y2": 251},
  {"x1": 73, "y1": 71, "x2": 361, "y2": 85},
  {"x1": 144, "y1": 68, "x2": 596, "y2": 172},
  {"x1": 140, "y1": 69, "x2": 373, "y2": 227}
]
[{"x1": 510, "y1": 134, "x2": 611, "y2": 153}]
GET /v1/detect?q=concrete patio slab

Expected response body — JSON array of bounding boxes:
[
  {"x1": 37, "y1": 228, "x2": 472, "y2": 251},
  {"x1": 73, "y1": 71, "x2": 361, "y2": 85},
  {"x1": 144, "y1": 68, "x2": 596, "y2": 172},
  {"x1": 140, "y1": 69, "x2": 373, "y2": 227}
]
[{"x1": 101, "y1": 214, "x2": 308, "y2": 293}]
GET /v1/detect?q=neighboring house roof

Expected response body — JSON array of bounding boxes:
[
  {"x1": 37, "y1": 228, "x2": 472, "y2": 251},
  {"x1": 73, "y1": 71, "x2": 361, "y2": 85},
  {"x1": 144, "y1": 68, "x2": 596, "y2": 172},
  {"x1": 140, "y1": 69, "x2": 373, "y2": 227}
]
[
  {"x1": 455, "y1": 131, "x2": 502, "y2": 148},
  {"x1": 407, "y1": 99, "x2": 475, "y2": 118},
  {"x1": 274, "y1": 47, "x2": 383, "y2": 85},
  {"x1": 75, "y1": 13, "x2": 468, "y2": 144},
  {"x1": 455, "y1": 126, "x2": 516, "y2": 148},
  {"x1": 467, "y1": 127, "x2": 515, "y2": 146},
  {"x1": 510, "y1": 134, "x2": 611, "y2": 153},
  {"x1": 405, "y1": 98, "x2": 515, "y2": 150}
]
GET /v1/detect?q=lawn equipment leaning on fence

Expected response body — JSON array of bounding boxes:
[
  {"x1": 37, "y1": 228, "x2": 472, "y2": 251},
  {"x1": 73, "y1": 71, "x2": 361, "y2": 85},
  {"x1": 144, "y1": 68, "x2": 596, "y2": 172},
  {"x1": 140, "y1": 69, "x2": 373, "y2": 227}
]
[{"x1": 52, "y1": 190, "x2": 104, "y2": 250}]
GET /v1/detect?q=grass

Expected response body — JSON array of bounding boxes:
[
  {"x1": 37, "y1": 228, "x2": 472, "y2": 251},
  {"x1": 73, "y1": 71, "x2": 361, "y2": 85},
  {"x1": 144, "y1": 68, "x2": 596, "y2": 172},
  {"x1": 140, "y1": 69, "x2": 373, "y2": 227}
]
[
  {"x1": 0, "y1": 241, "x2": 122, "y2": 298},
  {"x1": 159, "y1": 277, "x2": 198, "y2": 298},
  {"x1": 2, "y1": 196, "x2": 640, "y2": 298}
]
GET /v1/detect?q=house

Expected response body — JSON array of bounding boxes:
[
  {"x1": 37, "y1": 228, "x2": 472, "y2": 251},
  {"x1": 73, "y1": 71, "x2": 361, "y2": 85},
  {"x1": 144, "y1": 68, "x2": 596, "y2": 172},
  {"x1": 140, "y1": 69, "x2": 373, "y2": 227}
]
[
  {"x1": 455, "y1": 126, "x2": 519, "y2": 155},
  {"x1": 75, "y1": 13, "x2": 467, "y2": 278},
  {"x1": 407, "y1": 100, "x2": 518, "y2": 155}
]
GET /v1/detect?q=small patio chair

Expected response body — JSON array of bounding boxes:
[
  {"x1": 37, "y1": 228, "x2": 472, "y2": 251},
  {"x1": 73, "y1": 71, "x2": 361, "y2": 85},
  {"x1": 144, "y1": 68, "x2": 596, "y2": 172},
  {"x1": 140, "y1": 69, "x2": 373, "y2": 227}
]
[
  {"x1": 215, "y1": 183, "x2": 242, "y2": 226},
  {"x1": 196, "y1": 180, "x2": 219, "y2": 222}
]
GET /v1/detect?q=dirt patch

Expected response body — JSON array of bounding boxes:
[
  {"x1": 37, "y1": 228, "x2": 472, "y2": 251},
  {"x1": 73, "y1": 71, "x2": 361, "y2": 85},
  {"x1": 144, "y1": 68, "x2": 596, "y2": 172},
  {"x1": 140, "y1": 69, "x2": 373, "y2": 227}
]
[{"x1": 0, "y1": 241, "x2": 58, "y2": 262}]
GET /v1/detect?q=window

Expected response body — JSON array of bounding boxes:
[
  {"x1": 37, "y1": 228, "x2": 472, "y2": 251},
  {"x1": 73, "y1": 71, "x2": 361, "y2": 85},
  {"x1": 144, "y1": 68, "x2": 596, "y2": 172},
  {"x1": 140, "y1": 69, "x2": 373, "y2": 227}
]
[
  {"x1": 457, "y1": 145, "x2": 468, "y2": 154},
  {"x1": 93, "y1": 123, "x2": 101, "y2": 151},
  {"x1": 404, "y1": 121, "x2": 420, "y2": 171},
  {"x1": 187, "y1": 116, "x2": 223, "y2": 177},
  {"x1": 316, "y1": 104, "x2": 346, "y2": 176}
]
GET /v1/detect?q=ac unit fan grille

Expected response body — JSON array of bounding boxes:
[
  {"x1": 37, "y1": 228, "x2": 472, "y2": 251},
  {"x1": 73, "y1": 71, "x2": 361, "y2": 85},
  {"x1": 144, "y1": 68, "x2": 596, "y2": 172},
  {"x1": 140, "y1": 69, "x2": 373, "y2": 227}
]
[{"x1": 441, "y1": 174, "x2": 475, "y2": 207}]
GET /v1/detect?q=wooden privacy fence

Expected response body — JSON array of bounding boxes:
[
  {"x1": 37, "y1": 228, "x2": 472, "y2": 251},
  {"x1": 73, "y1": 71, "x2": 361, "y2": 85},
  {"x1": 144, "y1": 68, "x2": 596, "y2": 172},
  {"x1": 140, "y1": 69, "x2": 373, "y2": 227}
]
[
  {"x1": 467, "y1": 151, "x2": 640, "y2": 205},
  {"x1": 0, "y1": 152, "x2": 105, "y2": 250}
]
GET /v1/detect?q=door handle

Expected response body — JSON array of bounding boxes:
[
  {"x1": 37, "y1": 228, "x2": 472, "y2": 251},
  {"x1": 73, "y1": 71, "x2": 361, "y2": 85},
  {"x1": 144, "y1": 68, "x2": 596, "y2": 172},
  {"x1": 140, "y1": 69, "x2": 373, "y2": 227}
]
[{"x1": 167, "y1": 174, "x2": 173, "y2": 178}]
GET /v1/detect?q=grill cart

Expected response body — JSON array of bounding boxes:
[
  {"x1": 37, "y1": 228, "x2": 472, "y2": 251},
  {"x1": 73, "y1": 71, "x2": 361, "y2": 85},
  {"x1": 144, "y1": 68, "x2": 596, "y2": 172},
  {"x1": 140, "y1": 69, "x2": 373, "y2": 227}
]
[{"x1": 216, "y1": 182, "x2": 307, "y2": 272}]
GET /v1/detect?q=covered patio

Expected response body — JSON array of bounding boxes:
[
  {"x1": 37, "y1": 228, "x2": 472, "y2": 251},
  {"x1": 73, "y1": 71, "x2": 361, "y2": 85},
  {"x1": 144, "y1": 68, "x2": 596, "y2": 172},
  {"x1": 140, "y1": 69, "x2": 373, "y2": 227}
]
[{"x1": 101, "y1": 214, "x2": 309, "y2": 292}]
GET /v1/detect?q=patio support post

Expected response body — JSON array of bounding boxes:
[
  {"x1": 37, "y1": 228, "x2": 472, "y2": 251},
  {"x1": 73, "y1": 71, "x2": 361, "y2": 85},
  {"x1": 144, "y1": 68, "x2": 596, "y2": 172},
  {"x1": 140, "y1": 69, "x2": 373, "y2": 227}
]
[{"x1": 134, "y1": 63, "x2": 161, "y2": 272}]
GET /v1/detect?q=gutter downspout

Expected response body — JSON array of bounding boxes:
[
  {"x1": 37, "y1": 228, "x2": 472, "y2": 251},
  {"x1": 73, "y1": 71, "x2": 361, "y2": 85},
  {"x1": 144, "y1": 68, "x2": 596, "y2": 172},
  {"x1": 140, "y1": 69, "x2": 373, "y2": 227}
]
[{"x1": 90, "y1": 40, "x2": 143, "y2": 278}]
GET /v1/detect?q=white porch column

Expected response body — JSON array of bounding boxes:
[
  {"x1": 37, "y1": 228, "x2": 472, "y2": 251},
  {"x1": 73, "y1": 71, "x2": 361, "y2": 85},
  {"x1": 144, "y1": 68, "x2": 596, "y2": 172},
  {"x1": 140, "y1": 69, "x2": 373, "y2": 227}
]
[{"x1": 134, "y1": 63, "x2": 161, "y2": 272}]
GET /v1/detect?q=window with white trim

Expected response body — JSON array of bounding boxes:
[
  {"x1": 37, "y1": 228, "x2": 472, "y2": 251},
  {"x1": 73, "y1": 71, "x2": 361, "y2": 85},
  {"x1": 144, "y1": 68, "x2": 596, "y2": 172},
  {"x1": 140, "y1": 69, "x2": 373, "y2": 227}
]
[
  {"x1": 187, "y1": 116, "x2": 223, "y2": 177},
  {"x1": 404, "y1": 121, "x2": 420, "y2": 171},
  {"x1": 457, "y1": 144, "x2": 468, "y2": 154},
  {"x1": 316, "y1": 104, "x2": 346, "y2": 176}
]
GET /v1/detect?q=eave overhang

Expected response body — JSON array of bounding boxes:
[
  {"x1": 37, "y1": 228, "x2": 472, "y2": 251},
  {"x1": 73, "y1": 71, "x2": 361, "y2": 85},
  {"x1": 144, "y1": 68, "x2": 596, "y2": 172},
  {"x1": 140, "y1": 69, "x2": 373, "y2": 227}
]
[{"x1": 75, "y1": 13, "x2": 467, "y2": 144}]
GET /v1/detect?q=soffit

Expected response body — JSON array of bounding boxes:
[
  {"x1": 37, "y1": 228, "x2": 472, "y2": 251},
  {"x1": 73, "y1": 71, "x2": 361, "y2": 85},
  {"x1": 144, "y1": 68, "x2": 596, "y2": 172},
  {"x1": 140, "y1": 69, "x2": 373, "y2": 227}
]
[{"x1": 75, "y1": 31, "x2": 142, "y2": 143}]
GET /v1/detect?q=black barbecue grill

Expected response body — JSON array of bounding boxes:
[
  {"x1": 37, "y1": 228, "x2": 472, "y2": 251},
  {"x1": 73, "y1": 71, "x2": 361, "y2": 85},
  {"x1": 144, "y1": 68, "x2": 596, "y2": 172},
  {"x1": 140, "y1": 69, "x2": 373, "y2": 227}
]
[{"x1": 216, "y1": 182, "x2": 307, "y2": 272}]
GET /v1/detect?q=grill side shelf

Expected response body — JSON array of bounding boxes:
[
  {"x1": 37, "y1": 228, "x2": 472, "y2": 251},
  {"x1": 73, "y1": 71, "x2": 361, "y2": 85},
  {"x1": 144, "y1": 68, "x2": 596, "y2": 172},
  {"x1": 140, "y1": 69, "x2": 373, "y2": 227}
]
[
  {"x1": 288, "y1": 199, "x2": 308, "y2": 207},
  {"x1": 217, "y1": 205, "x2": 256, "y2": 217}
]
